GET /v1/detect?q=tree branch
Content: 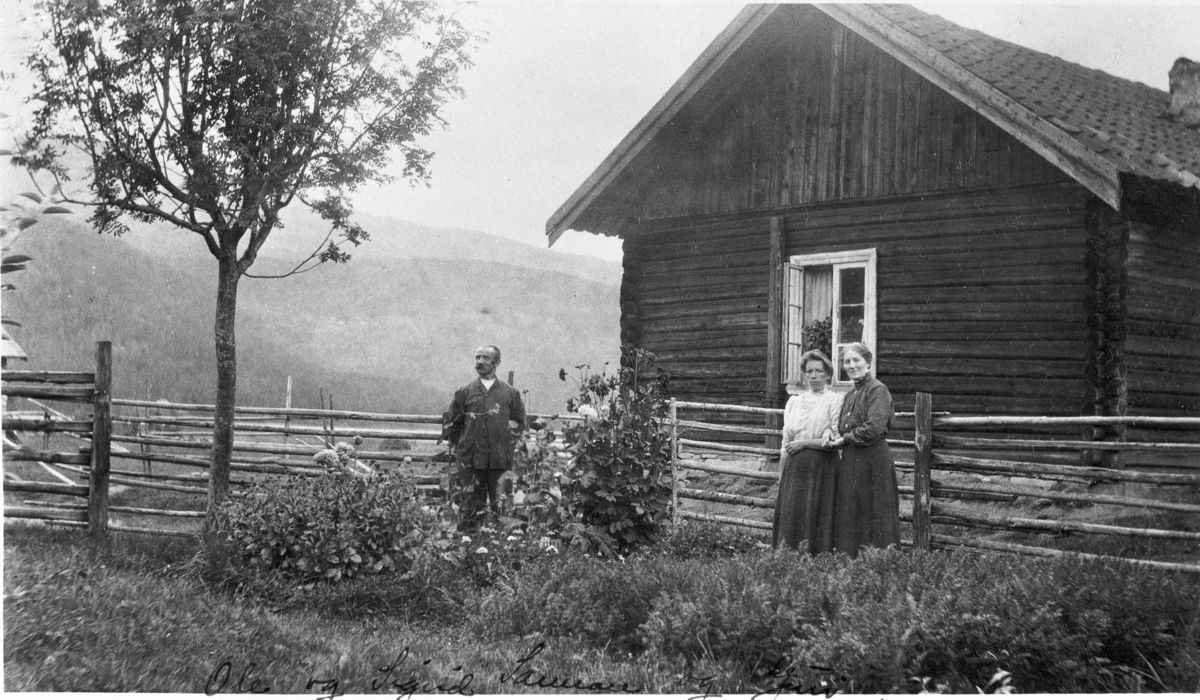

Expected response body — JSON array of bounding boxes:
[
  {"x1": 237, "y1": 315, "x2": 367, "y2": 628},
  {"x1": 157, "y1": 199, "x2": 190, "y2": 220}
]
[{"x1": 242, "y1": 225, "x2": 337, "y2": 279}]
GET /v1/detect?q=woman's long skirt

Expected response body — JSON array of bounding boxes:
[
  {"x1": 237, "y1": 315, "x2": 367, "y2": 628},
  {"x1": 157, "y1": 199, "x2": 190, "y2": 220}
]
[
  {"x1": 832, "y1": 439, "x2": 901, "y2": 556},
  {"x1": 771, "y1": 448, "x2": 838, "y2": 554}
]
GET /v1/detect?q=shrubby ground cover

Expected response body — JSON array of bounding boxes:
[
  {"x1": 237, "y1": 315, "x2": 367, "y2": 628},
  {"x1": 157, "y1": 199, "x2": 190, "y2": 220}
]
[
  {"x1": 7, "y1": 353, "x2": 1200, "y2": 692},
  {"x1": 478, "y1": 539, "x2": 1200, "y2": 693},
  {"x1": 6, "y1": 519, "x2": 1200, "y2": 693}
]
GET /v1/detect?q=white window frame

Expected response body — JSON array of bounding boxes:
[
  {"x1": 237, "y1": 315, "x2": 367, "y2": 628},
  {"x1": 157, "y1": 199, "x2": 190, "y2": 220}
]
[{"x1": 783, "y1": 248, "x2": 877, "y2": 389}]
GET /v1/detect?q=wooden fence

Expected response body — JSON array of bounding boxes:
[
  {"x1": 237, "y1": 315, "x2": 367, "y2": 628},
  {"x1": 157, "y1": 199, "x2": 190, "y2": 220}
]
[
  {"x1": 667, "y1": 394, "x2": 1200, "y2": 573},
  {"x1": 2, "y1": 341, "x2": 111, "y2": 535},
  {"x1": 3, "y1": 352, "x2": 572, "y2": 536},
  {"x1": 5, "y1": 350, "x2": 1198, "y2": 574},
  {"x1": 910, "y1": 392, "x2": 1200, "y2": 573},
  {"x1": 102, "y1": 395, "x2": 470, "y2": 535}
]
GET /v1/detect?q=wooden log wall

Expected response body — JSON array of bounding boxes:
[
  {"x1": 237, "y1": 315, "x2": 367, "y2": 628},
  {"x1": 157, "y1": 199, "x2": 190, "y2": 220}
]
[
  {"x1": 1123, "y1": 214, "x2": 1200, "y2": 457},
  {"x1": 582, "y1": 7, "x2": 1063, "y2": 234},
  {"x1": 625, "y1": 180, "x2": 1092, "y2": 439},
  {"x1": 631, "y1": 215, "x2": 772, "y2": 425},
  {"x1": 620, "y1": 235, "x2": 645, "y2": 354},
  {"x1": 787, "y1": 181, "x2": 1090, "y2": 418}
]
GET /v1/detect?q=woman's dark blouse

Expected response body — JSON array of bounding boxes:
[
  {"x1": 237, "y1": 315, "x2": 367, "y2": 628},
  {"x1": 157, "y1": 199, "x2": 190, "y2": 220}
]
[{"x1": 837, "y1": 375, "x2": 893, "y2": 445}]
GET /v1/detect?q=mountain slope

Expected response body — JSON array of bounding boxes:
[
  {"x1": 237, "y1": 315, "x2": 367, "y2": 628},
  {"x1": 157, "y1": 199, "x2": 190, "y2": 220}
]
[
  {"x1": 119, "y1": 207, "x2": 623, "y2": 283},
  {"x1": 4, "y1": 217, "x2": 620, "y2": 414}
]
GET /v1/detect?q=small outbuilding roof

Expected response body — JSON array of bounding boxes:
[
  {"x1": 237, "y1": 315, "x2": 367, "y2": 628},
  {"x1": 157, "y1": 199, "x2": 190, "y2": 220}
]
[
  {"x1": 548, "y1": 3, "x2": 1200, "y2": 244},
  {"x1": 1, "y1": 327, "x2": 28, "y2": 361}
]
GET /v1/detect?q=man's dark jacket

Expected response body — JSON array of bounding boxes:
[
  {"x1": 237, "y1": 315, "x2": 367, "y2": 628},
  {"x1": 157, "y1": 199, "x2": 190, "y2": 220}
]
[{"x1": 445, "y1": 378, "x2": 526, "y2": 471}]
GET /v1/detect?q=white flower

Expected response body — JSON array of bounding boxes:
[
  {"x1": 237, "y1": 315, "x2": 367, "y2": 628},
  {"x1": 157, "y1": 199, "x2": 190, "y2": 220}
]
[
  {"x1": 461, "y1": 535, "x2": 472, "y2": 543},
  {"x1": 506, "y1": 535, "x2": 518, "y2": 542},
  {"x1": 577, "y1": 404, "x2": 598, "y2": 419},
  {"x1": 475, "y1": 547, "x2": 489, "y2": 554},
  {"x1": 546, "y1": 545, "x2": 559, "y2": 554}
]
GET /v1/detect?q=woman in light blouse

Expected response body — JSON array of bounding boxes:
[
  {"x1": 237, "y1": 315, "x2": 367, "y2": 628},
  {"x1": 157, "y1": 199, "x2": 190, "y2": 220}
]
[
  {"x1": 828, "y1": 342, "x2": 901, "y2": 556},
  {"x1": 771, "y1": 350, "x2": 842, "y2": 554}
]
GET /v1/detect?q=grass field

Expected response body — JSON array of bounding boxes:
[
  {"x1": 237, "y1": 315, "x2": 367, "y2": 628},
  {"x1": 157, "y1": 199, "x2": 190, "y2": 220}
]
[
  {"x1": 0, "y1": 524, "x2": 751, "y2": 694},
  {"x1": 6, "y1": 513, "x2": 1200, "y2": 694}
]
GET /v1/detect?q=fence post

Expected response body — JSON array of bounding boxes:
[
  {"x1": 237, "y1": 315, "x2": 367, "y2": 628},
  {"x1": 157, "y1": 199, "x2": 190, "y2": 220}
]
[
  {"x1": 88, "y1": 341, "x2": 112, "y2": 536},
  {"x1": 329, "y1": 392, "x2": 336, "y2": 444},
  {"x1": 283, "y1": 375, "x2": 293, "y2": 445},
  {"x1": 913, "y1": 391, "x2": 933, "y2": 551},
  {"x1": 669, "y1": 398, "x2": 679, "y2": 529},
  {"x1": 139, "y1": 381, "x2": 152, "y2": 474}
]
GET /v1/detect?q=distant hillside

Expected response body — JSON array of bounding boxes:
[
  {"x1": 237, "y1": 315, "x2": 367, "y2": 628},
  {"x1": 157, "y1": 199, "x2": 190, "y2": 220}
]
[
  {"x1": 119, "y1": 208, "x2": 623, "y2": 284},
  {"x1": 4, "y1": 217, "x2": 620, "y2": 415}
]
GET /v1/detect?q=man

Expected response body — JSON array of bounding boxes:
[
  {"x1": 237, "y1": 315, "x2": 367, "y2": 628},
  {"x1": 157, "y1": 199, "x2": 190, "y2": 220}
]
[{"x1": 444, "y1": 345, "x2": 526, "y2": 526}]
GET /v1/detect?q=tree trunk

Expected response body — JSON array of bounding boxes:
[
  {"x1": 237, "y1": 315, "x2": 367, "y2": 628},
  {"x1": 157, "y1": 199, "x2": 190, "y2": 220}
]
[{"x1": 206, "y1": 252, "x2": 240, "y2": 542}]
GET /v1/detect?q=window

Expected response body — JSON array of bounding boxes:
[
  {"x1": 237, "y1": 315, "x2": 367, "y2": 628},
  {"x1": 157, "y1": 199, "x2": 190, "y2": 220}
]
[{"x1": 783, "y1": 249, "x2": 877, "y2": 386}]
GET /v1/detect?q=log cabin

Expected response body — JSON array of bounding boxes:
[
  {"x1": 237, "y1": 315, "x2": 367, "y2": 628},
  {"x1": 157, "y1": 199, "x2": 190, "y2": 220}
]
[{"x1": 546, "y1": 4, "x2": 1200, "y2": 459}]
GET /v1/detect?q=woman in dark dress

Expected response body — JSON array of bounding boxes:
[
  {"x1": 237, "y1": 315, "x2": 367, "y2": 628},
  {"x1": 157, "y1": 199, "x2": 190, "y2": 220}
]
[
  {"x1": 771, "y1": 350, "x2": 842, "y2": 554},
  {"x1": 828, "y1": 343, "x2": 901, "y2": 556}
]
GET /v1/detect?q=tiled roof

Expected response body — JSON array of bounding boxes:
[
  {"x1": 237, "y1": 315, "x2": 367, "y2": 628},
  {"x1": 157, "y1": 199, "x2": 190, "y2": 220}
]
[{"x1": 873, "y1": 4, "x2": 1200, "y2": 191}]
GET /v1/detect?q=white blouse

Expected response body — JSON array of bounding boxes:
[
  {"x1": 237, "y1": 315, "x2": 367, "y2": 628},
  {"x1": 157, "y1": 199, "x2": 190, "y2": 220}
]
[{"x1": 781, "y1": 390, "x2": 843, "y2": 447}]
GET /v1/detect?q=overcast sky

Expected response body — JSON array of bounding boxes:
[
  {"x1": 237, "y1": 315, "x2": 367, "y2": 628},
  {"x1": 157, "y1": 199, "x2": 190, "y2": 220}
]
[{"x1": 4, "y1": 3, "x2": 1199, "y2": 262}]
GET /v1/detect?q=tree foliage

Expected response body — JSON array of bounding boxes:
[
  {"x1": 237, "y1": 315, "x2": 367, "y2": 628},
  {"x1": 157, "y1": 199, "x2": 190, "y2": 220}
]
[
  {"x1": 0, "y1": 173, "x2": 73, "y2": 343},
  {"x1": 19, "y1": 0, "x2": 473, "y2": 269}
]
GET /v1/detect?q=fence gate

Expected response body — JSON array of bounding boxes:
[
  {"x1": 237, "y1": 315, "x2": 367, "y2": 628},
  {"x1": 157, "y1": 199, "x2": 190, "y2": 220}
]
[{"x1": 3, "y1": 341, "x2": 112, "y2": 535}]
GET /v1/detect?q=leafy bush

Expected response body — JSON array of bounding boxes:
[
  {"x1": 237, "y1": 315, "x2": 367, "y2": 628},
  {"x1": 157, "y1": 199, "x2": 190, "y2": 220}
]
[
  {"x1": 217, "y1": 472, "x2": 436, "y2": 583},
  {"x1": 473, "y1": 547, "x2": 1200, "y2": 693},
  {"x1": 801, "y1": 315, "x2": 832, "y2": 359},
  {"x1": 216, "y1": 467, "x2": 572, "y2": 617},
  {"x1": 509, "y1": 418, "x2": 571, "y2": 528},
  {"x1": 558, "y1": 346, "x2": 673, "y2": 553},
  {"x1": 311, "y1": 437, "x2": 366, "y2": 474}
]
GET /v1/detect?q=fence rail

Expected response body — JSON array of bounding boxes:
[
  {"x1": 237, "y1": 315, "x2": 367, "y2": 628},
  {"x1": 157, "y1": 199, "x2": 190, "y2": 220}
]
[
  {"x1": 666, "y1": 393, "x2": 1200, "y2": 573},
  {"x1": 5, "y1": 354, "x2": 579, "y2": 537},
  {"x1": 6, "y1": 349, "x2": 1198, "y2": 575},
  {"x1": 911, "y1": 392, "x2": 1200, "y2": 572},
  {"x1": 2, "y1": 342, "x2": 110, "y2": 535}
]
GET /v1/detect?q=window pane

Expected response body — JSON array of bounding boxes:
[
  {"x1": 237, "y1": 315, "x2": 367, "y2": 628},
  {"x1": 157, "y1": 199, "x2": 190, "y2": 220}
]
[
  {"x1": 800, "y1": 265, "x2": 833, "y2": 363},
  {"x1": 840, "y1": 266, "x2": 865, "y2": 304},
  {"x1": 803, "y1": 266, "x2": 833, "y2": 325},
  {"x1": 839, "y1": 305, "x2": 864, "y2": 343}
]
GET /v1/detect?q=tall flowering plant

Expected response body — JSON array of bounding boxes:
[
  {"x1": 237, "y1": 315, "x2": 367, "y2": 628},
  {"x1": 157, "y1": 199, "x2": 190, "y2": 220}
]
[{"x1": 559, "y1": 346, "x2": 673, "y2": 553}]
